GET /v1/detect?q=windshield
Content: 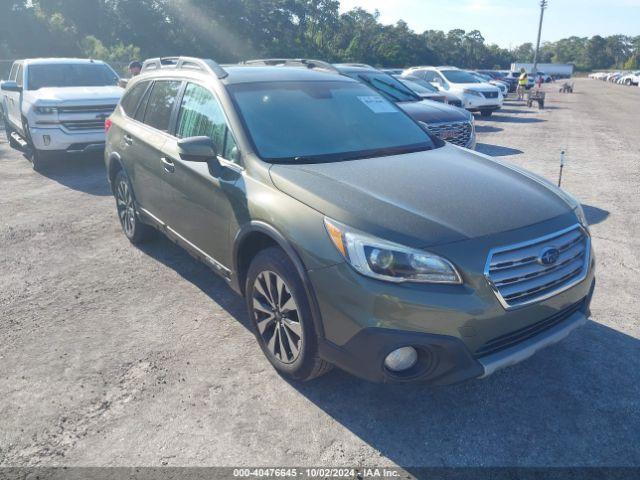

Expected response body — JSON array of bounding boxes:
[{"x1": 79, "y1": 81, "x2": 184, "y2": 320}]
[
  {"x1": 229, "y1": 80, "x2": 439, "y2": 163},
  {"x1": 473, "y1": 72, "x2": 492, "y2": 81},
  {"x1": 353, "y1": 72, "x2": 420, "y2": 102},
  {"x1": 396, "y1": 76, "x2": 439, "y2": 94},
  {"x1": 27, "y1": 63, "x2": 119, "y2": 90},
  {"x1": 441, "y1": 70, "x2": 481, "y2": 84}
]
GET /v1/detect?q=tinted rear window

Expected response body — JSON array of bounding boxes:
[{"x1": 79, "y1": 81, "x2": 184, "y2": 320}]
[
  {"x1": 142, "y1": 80, "x2": 182, "y2": 132},
  {"x1": 120, "y1": 81, "x2": 149, "y2": 117}
]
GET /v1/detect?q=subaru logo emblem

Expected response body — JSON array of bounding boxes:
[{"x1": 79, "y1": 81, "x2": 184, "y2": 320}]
[{"x1": 538, "y1": 247, "x2": 560, "y2": 266}]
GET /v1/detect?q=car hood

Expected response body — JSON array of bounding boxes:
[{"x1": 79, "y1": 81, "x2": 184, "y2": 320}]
[
  {"x1": 456, "y1": 82, "x2": 499, "y2": 92},
  {"x1": 27, "y1": 86, "x2": 124, "y2": 105},
  {"x1": 269, "y1": 145, "x2": 572, "y2": 248},
  {"x1": 397, "y1": 99, "x2": 470, "y2": 124}
]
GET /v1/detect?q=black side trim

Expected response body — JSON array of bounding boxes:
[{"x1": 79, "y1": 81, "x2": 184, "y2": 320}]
[
  {"x1": 318, "y1": 328, "x2": 483, "y2": 385},
  {"x1": 232, "y1": 221, "x2": 326, "y2": 341}
]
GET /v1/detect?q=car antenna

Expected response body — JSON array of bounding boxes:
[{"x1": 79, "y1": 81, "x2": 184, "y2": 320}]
[{"x1": 558, "y1": 149, "x2": 565, "y2": 187}]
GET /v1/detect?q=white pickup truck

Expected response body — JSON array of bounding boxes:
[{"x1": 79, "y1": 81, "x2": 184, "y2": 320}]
[{"x1": 1, "y1": 58, "x2": 124, "y2": 170}]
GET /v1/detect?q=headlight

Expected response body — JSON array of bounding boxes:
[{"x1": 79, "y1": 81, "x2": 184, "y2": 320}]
[
  {"x1": 324, "y1": 218, "x2": 462, "y2": 284},
  {"x1": 574, "y1": 205, "x2": 588, "y2": 228},
  {"x1": 35, "y1": 106, "x2": 57, "y2": 114},
  {"x1": 463, "y1": 89, "x2": 482, "y2": 97}
]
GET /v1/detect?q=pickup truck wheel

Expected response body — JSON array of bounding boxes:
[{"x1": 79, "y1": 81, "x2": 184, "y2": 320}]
[
  {"x1": 246, "y1": 247, "x2": 332, "y2": 382},
  {"x1": 113, "y1": 170, "x2": 155, "y2": 244},
  {"x1": 20, "y1": 119, "x2": 47, "y2": 171},
  {"x1": 30, "y1": 149, "x2": 47, "y2": 172}
]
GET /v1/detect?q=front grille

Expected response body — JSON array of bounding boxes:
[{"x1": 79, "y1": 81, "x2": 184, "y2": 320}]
[
  {"x1": 427, "y1": 121, "x2": 473, "y2": 147},
  {"x1": 484, "y1": 225, "x2": 590, "y2": 309},
  {"x1": 482, "y1": 91, "x2": 499, "y2": 98},
  {"x1": 58, "y1": 104, "x2": 117, "y2": 114},
  {"x1": 447, "y1": 99, "x2": 463, "y2": 107},
  {"x1": 474, "y1": 299, "x2": 585, "y2": 357},
  {"x1": 61, "y1": 120, "x2": 106, "y2": 131}
]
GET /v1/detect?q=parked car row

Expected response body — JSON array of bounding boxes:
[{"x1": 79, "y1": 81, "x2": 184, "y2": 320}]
[
  {"x1": 3, "y1": 58, "x2": 509, "y2": 171},
  {"x1": 589, "y1": 70, "x2": 640, "y2": 86}
]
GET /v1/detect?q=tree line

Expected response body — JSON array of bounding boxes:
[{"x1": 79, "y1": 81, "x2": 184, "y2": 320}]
[{"x1": 1, "y1": 0, "x2": 638, "y2": 72}]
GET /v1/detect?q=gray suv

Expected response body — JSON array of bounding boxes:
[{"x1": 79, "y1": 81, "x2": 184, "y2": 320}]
[{"x1": 105, "y1": 57, "x2": 595, "y2": 384}]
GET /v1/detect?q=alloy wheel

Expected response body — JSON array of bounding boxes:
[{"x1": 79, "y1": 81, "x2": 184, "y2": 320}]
[
  {"x1": 252, "y1": 270, "x2": 303, "y2": 364},
  {"x1": 116, "y1": 178, "x2": 136, "y2": 237}
]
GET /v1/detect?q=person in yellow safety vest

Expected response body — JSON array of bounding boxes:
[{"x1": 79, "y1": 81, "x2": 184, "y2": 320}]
[{"x1": 517, "y1": 68, "x2": 528, "y2": 101}]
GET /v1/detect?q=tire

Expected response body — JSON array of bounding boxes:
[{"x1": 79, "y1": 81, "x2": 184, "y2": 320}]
[
  {"x1": 113, "y1": 170, "x2": 155, "y2": 244},
  {"x1": 480, "y1": 110, "x2": 493, "y2": 117},
  {"x1": 20, "y1": 118, "x2": 47, "y2": 171},
  {"x1": 30, "y1": 148, "x2": 47, "y2": 172},
  {"x1": 245, "y1": 247, "x2": 332, "y2": 382}
]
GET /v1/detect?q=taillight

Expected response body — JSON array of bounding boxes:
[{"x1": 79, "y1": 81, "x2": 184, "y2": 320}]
[{"x1": 105, "y1": 118, "x2": 112, "y2": 132}]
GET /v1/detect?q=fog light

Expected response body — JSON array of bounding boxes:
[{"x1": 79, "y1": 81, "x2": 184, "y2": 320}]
[
  {"x1": 43, "y1": 135, "x2": 51, "y2": 146},
  {"x1": 384, "y1": 346, "x2": 418, "y2": 372}
]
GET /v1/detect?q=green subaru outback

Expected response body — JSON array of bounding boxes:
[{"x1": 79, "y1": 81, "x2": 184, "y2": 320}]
[{"x1": 105, "y1": 57, "x2": 595, "y2": 384}]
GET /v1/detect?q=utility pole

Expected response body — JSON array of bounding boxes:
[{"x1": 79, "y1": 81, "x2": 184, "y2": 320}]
[{"x1": 532, "y1": 0, "x2": 548, "y2": 76}]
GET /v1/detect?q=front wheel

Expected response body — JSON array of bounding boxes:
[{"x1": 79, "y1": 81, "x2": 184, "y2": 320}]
[
  {"x1": 246, "y1": 247, "x2": 332, "y2": 382},
  {"x1": 113, "y1": 170, "x2": 155, "y2": 244},
  {"x1": 29, "y1": 148, "x2": 48, "y2": 172}
]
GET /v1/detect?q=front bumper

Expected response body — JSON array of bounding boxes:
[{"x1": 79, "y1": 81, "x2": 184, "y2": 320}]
[
  {"x1": 29, "y1": 126, "x2": 106, "y2": 153},
  {"x1": 309, "y1": 216, "x2": 595, "y2": 384},
  {"x1": 463, "y1": 95, "x2": 503, "y2": 111}
]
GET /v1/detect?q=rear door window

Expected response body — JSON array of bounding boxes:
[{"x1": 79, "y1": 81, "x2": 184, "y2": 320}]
[
  {"x1": 142, "y1": 80, "x2": 182, "y2": 132},
  {"x1": 120, "y1": 81, "x2": 149, "y2": 117}
]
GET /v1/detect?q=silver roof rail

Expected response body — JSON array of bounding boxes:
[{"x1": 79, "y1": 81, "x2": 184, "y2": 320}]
[
  {"x1": 141, "y1": 56, "x2": 228, "y2": 79},
  {"x1": 334, "y1": 62, "x2": 375, "y2": 69},
  {"x1": 241, "y1": 58, "x2": 339, "y2": 73}
]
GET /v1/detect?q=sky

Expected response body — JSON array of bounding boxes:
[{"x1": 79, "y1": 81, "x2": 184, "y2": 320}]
[{"x1": 338, "y1": 0, "x2": 640, "y2": 48}]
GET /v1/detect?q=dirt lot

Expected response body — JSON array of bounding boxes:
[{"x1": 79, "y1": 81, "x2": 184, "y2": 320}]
[{"x1": 1, "y1": 79, "x2": 639, "y2": 469}]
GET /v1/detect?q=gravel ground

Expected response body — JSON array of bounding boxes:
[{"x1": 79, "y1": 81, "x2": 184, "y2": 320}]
[{"x1": 1, "y1": 78, "x2": 639, "y2": 469}]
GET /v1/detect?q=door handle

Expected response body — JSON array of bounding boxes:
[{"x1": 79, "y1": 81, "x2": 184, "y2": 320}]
[
  {"x1": 161, "y1": 157, "x2": 175, "y2": 173},
  {"x1": 123, "y1": 134, "x2": 133, "y2": 145}
]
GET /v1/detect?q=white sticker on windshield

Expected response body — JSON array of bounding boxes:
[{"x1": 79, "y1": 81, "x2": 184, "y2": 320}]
[{"x1": 357, "y1": 95, "x2": 397, "y2": 113}]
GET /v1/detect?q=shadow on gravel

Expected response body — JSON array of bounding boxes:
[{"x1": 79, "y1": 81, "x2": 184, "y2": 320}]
[
  {"x1": 292, "y1": 320, "x2": 640, "y2": 468},
  {"x1": 494, "y1": 108, "x2": 537, "y2": 114},
  {"x1": 474, "y1": 125, "x2": 503, "y2": 133},
  {"x1": 485, "y1": 115, "x2": 547, "y2": 124},
  {"x1": 582, "y1": 204, "x2": 610, "y2": 226},
  {"x1": 137, "y1": 235, "x2": 251, "y2": 330},
  {"x1": 476, "y1": 143, "x2": 523, "y2": 156},
  {"x1": 39, "y1": 153, "x2": 111, "y2": 196}
]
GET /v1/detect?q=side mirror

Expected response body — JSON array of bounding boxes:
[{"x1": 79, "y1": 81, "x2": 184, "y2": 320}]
[
  {"x1": 1, "y1": 81, "x2": 22, "y2": 92},
  {"x1": 178, "y1": 136, "x2": 218, "y2": 162}
]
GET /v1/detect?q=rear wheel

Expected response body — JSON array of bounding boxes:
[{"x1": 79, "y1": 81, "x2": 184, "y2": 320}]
[
  {"x1": 246, "y1": 247, "x2": 332, "y2": 382},
  {"x1": 113, "y1": 170, "x2": 155, "y2": 244}
]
